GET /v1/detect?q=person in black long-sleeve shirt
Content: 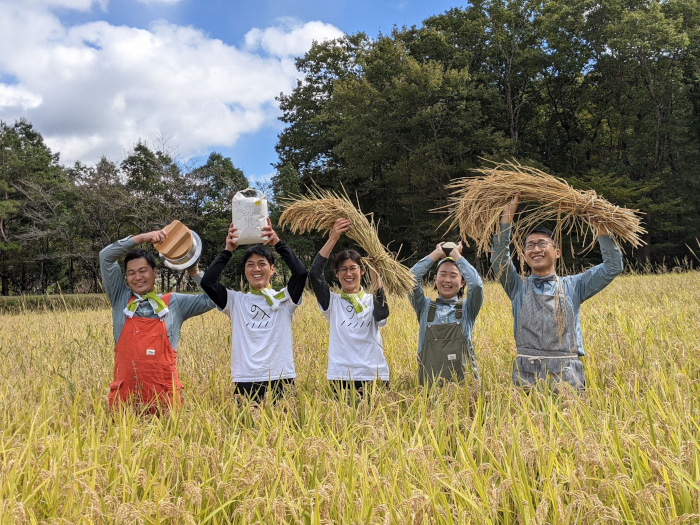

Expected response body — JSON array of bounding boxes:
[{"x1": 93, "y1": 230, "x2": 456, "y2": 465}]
[
  {"x1": 200, "y1": 218, "x2": 308, "y2": 402},
  {"x1": 309, "y1": 218, "x2": 390, "y2": 397}
]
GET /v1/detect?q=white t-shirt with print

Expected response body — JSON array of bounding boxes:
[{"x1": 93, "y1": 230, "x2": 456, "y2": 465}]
[
  {"x1": 321, "y1": 292, "x2": 389, "y2": 381},
  {"x1": 223, "y1": 289, "x2": 299, "y2": 382}
]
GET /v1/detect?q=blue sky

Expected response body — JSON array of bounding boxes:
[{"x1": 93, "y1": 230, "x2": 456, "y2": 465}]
[{"x1": 0, "y1": 0, "x2": 463, "y2": 182}]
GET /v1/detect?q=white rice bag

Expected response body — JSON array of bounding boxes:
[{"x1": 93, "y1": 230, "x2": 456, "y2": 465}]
[{"x1": 231, "y1": 188, "x2": 269, "y2": 245}]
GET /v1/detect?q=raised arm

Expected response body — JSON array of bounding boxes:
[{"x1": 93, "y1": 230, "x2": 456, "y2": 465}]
[
  {"x1": 200, "y1": 223, "x2": 238, "y2": 309},
  {"x1": 450, "y1": 242, "x2": 484, "y2": 317},
  {"x1": 99, "y1": 237, "x2": 133, "y2": 305},
  {"x1": 490, "y1": 196, "x2": 522, "y2": 299},
  {"x1": 309, "y1": 254, "x2": 331, "y2": 310},
  {"x1": 309, "y1": 218, "x2": 350, "y2": 310},
  {"x1": 319, "y1": 218, "x2": 350, "y2": 259},
  {"x1": 99, "y1": 229, "x2": 167, "y2": 305},
  {"x1": 370, "y1": 267, "x2": 389, "y2": 323},
  {"x1": 173, "y1": 264, "x2": 216, "y2": 318},
  {"x1": 261, "y1": 218, "x2": 308, "y2": 304},
  {"x1": 409, "y1": 243, "x2": 445, "y2": 317},
  {"x1": 571, "y1": 223, "x2": 624, "y2": 302},
  {"x1": 275, "y1": 241, "x2": 307, "y2": 304},
  {"x1": 131, "y1": 230, "x2": 167, "y2": 245}
]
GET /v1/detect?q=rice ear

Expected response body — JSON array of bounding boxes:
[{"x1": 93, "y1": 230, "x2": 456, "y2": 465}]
[
  {"x1": 279, "y1": 186, "x2": 415, "y2": 295},
  {"x1": 439, "y1": 160, "x2": 646, "y2": 274}
]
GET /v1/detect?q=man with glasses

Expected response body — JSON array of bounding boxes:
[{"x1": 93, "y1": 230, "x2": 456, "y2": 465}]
[{"x1": 490, "y1": 195, "x2": 623, "y2": 390}]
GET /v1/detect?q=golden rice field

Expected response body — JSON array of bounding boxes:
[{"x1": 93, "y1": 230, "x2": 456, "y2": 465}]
[{"x1": 1, "y1": 273, "x2": 699, "y2": 524}]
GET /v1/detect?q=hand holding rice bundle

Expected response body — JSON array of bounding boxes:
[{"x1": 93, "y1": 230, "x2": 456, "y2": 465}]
[
  {"x1": 442, "y1": 160, "x2": 646, "y2": 263},
  {"x1": 279, "y1": 187, "x2": 414, "y2": 295}
]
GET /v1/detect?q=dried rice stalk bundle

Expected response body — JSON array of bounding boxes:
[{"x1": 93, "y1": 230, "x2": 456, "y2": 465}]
[
  {"x1": 279, "y1": 187, "x2": 414, "y2": 295},
  {"x1": 442, "y1": 160, "x2": 645, "y2": 265}
]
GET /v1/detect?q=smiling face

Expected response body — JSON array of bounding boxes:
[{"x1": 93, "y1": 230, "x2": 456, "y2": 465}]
[
  {"x1": 335, "y1": 259, "x2": 365, "y2": 294},
  {"x1": 524, "y1": 232, "x2": 560, "y2": 276},
  {"x1": 125, "y1": 257, "x2": 158, "y2": 295},
  {"x1": 434, "y1": 260, "x2": 466, "y2": 300},
  {"x1": 245, "y1": 253, "x2": 275, "y2": 291}
]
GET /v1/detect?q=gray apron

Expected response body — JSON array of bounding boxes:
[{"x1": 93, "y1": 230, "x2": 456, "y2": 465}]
[
  {"x1": 512, "y1": 279, "x2": 585, "y2": 390},
  {"x1": 419, "y1": 302, "x2": 479, "y2": 386}
]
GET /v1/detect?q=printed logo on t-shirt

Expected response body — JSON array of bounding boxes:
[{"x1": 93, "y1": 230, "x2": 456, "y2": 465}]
[
  {"x1": 245, "y1": 303, "x2": 272, "y2": 330},
  {"x1": 339, "y1": 303, "x2": 371, "y2": 329}
]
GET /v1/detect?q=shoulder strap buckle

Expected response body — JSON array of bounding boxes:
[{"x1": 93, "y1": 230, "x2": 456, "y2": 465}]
[{"x1": 427, "y1": 301, "x2": 437, "y2": 322}]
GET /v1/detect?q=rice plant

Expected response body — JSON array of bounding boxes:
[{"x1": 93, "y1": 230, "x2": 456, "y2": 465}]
[{"x1": 1, "y1": 272, "x2": 698, "y2": 523}]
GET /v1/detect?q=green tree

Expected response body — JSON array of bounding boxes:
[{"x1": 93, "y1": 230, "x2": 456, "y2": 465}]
[
  {"x1": 548, "y1": 0, "x2": 700, "y2": 261},
  {"x1": 275, "y1": 33, "x2": 370, "y2": 184},
  {"x1": 65, "y1": 157, "x2": 136, "y2": 292},
  {"x1": 325, "y1": 33, "x2": 506, "y2": 254},
  {"x1": 0, "y1": 119, "x2": 64, "y2": 295},
  {"x1": 274, "y1": 1, "x2": 699, "y2": 268},
  {"x1": 188, "y1": 152, "x2": 249, "y2": 278},
  {"x1": 275, "y1": 25, "x2": 508, "y2": 259}
]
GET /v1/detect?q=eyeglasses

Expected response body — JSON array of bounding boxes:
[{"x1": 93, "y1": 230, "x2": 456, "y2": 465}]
[
  {"x1": 525, "y1": 240, "x2": 553, "y2": 251},
  {"x1": 337, "y1": 265, "x2": 361, "y2": 274}
]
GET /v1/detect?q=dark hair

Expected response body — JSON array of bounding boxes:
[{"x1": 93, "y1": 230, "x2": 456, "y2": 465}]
[
  {"x1": 124, "y1": 249, "x2": 157, "y2": 271},
  {"x1": 526, "y1": 226, "x2": 555, "y2": 241},
  {"x1": 436, "y1": 257, "x2": 455, "y2": 270},
  {"x1": 434, "y1": 258, "x2": 466, "y2": 298},
  {"x1": 333, "y1": 250, "x2": 363, "y2": 271},
  {"x1": 242, "y1": 245, "x2": 275, "y2": 266}
]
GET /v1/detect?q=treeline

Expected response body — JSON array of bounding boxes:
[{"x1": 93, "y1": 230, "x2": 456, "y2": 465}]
[
  {"x1": 0, "y1": 121, "x2": 252, "y2": 295},
  {"x1": 2, "y1": 0, "x2": 699, "y2": 295},
  {"x1": 274, "y1": 0, "x2": 700, "y2": 267}
]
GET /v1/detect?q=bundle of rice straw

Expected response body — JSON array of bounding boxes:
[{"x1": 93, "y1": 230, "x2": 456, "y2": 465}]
[
  {"x1": 279, "y1": 187, "x2": 414, "y2": 295},
  {"x1": 441, "y1": 160, "x2": 646, "y2": 270}
]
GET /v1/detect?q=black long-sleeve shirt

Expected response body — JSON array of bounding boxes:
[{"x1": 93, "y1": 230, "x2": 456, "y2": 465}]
[
  {"x1": 201, "y1": 240, "x2": 308, "y2": 309},
  {"x1": 308, "y1": 253, "x2": 389, "y2": 323}
]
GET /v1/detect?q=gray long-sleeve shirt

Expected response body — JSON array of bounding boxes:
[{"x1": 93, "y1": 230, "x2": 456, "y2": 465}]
[
  {"x1": 490, "y1": 223, "x2": 624, "y2": 356},
  {"x1": 409, "y1": 256, "x2": 484, "y2": 357},
  {"x1": 99, "y1": 236, "x2": 215, "y2": 348}
]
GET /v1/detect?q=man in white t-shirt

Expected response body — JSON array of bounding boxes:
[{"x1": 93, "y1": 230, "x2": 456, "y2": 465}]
[{"x1": 201, "y1": 218, "x2": 308, "y2": 401}]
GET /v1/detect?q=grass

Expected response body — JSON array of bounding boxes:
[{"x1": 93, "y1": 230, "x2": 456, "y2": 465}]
[
  {"x1": 0, "y1": 294, "x2": 110, "y2": 314},
  {"x1": 1, "y1": 273, "x2": 699, "y2": 523}
]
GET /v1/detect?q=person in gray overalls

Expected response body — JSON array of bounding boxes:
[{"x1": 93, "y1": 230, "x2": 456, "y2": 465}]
[
  {"x1": 410, "y1": 241, "x2": 483, "y2": 386},
  {"x1": 490, "y1": 195, "x2": 624, "y2": 390}
]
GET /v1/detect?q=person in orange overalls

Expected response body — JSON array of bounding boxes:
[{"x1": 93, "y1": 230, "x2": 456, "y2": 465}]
[{"x1": 99, "y1": 229, "x2": 215, "y2": 412}]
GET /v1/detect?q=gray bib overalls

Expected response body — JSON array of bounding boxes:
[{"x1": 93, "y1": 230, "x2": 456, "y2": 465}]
[
  {"x1": 512, "y1": 279, "x2": 585, "y2": 390},
  {"x1": 418, "y1": 302, "x2": 479, "y2": 386}
]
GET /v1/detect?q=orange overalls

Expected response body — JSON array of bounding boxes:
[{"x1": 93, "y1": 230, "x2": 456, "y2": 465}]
[{"x1": 108, "y1": 293, "x2": 182, "y2": 412}]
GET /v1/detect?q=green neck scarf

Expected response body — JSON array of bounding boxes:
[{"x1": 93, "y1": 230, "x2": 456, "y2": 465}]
[
  {"x1": 250, "y1": 285, "x2": 289, "y2": 310},
  {"x1": 340, "y1": 287, "x2": 367, "y2": 314},
  {"x1": 124, "y1": 292, "x2": 168, "y2": 318}
]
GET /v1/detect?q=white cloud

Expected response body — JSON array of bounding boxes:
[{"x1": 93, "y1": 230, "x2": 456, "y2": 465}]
[
  {"x1": 247, "y1": 171, "x2": 277, "y2": 185},
  {"x1": 244, "y1": 18, "x2": 345, "y2": 58},
  {"x1": 0, "y1": 4, "x2": 343, "y2": 166},
  {"x1": 0, "y1": 85, "x2": 42, "y2": 110}
]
